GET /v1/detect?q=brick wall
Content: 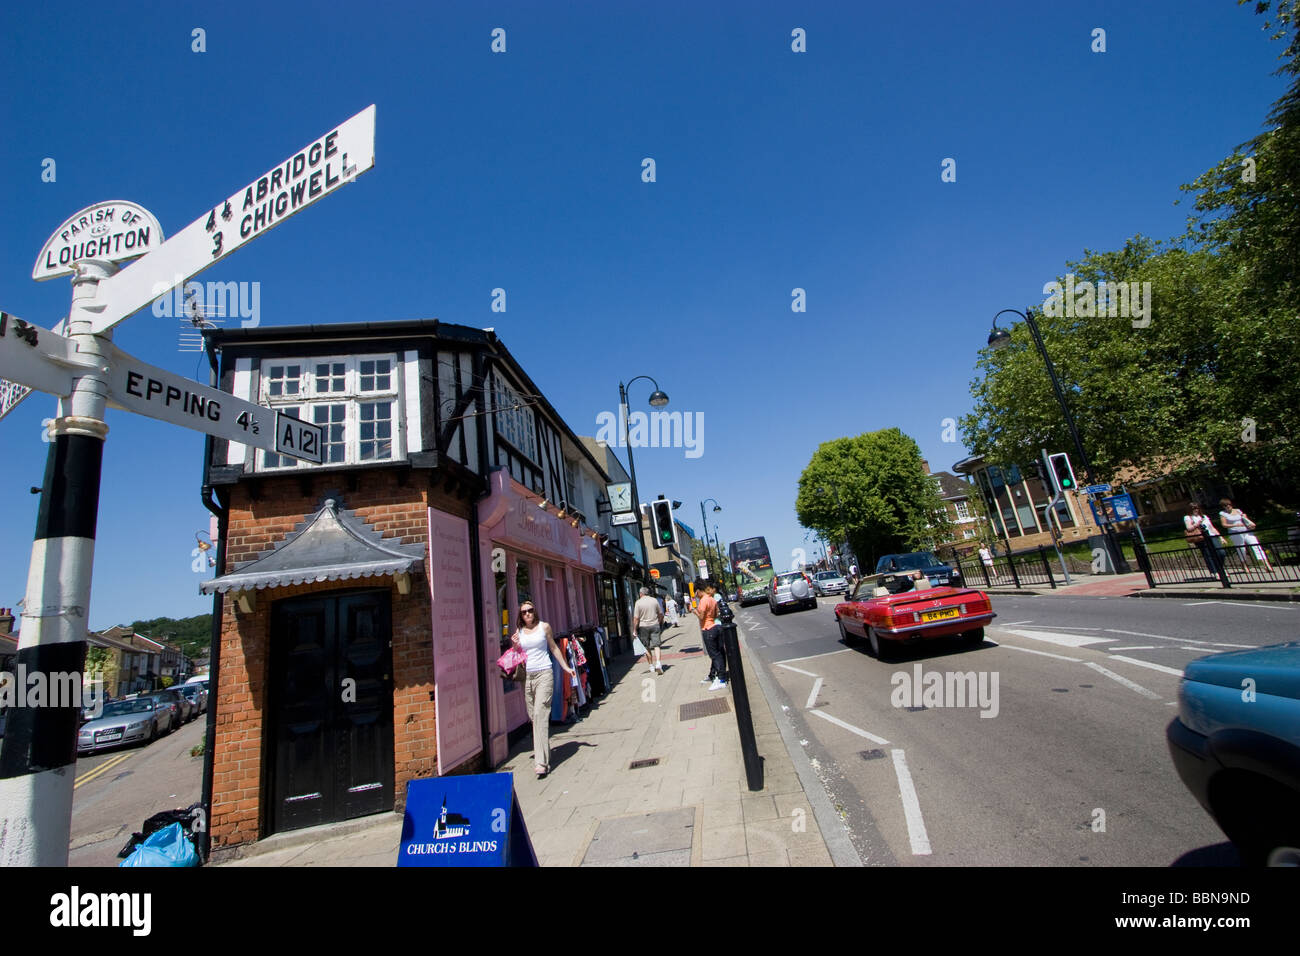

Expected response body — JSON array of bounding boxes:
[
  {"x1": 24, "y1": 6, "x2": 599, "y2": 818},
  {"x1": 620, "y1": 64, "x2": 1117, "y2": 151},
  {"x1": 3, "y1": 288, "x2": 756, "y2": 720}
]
[{"x1": 210, "y1": 468, "x2": 477, "y2": 849}]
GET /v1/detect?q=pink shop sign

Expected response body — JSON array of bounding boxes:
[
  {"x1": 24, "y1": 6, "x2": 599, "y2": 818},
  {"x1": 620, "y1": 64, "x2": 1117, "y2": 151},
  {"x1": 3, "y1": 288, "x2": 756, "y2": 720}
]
[
  {"x1": 428, "y1": 510, "x2": 482, "y2": 773},
  {"x1": 503, "y1": 498, "x2": 578, "y2": 562}
]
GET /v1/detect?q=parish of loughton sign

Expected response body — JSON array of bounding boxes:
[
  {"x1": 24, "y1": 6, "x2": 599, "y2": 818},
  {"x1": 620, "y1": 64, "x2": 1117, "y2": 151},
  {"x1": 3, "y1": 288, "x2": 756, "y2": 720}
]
[{"x1": 32, "y1": 201, "x2": 164, "y2": 280}]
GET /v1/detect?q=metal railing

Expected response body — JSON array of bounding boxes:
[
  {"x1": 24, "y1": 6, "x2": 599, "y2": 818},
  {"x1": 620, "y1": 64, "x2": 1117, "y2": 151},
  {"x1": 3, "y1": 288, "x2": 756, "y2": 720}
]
[
  {"x1": 1133, "y1": 536, "x2": 1300, "y2": 589},
  {"x1": 955, "y1": 546, "x2": 1057, "y2": 589}
]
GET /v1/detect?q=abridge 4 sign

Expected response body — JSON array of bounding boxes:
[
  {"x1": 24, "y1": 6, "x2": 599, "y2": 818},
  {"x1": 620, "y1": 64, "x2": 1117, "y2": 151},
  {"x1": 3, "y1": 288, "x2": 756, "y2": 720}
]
[{"x1": 90, "y1": 104, "x2": 376, "y2": 335}]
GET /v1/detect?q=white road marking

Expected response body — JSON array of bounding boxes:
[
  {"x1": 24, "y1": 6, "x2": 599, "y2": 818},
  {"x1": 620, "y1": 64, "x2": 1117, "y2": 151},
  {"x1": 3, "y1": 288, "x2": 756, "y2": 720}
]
[
  {"x1": 806, "y1": 677, "x2": 824, "y2": 710},
  {"x1": 1004, "y1": 628, "x2": 1116, "y2": 648},
  {"x1": 809, "y1": 709, "x2": 890, "y2": 745},
  {"x1": 1108, "y1": 646, "x2": 1156, "y2": 651},
  {"x1": 1084, "y1": 661, "x2": 1161, "y2": 699},
  {"x1": 1104, "y1": 628, "x2": 1252, "y2": 648},
  {"x1": 991, "y1": 642, "x2": 1083, "y2": 663},
  {"x1": 776, "y1": 648, "x2": 852, "y2": 664},
  {"x1": 1184, "y1": 601, "x2": 1217, "y2": 606},
  {"x1": 891, "y1": 750, "x2": 932, "y2": 856},
  {"x1": 1000, "y1": 620, "x2": 1035, "y2": 626},
  {"x1": 1011, "y1": 624, "x2": 1103, "y2": 631},
  {"x1": 1106, "y1": 655, "x2": 1186, "y2": 678},
  {"x1": 777, "y1": 663, "x2": 819, "y2": 677},
  {"x1": 1184, "y1": 601, "x2": 1295, "y2": 612}
]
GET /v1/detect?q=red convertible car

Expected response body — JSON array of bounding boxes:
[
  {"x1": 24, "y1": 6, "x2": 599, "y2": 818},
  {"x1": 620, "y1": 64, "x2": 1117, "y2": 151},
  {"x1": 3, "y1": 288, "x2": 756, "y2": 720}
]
[{"x1": 834, "y1": 571, "x2": 995, "y2": 660}]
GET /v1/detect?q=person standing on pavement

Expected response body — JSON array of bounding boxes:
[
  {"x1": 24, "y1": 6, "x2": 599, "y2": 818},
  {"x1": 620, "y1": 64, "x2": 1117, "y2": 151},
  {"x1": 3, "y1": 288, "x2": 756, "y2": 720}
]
[
  {"x1": 978, "y1": 544, "x2": 999, "y2": 582},
  {"x1": 664, "y1": 593, "x2": 679, "y2": 627},
  {"x1": 632, "y1": 586, "x2": 666, "y2": 675},
  {"x1": 1184, "y1": 504, "x2": 1225, "y2": 577},
  {"x1": 695, "y1": 583, "x2": 726, "y2": 691},
  {"x1": 1219, "y1": 499, "x2": 1273, "y2": 572},
  {"x1": 512, "y1": 601, "x2": 575, "y2": 778}
]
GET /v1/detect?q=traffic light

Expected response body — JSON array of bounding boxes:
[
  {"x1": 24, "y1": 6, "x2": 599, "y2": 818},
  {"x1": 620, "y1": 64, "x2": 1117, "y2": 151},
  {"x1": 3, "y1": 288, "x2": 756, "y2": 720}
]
[
  {"x1": 1047, "y1": 453, "x2": 1076, "y2": 494},
  {"x1": 651, "y1": 499, "x2": 676, "y2": 548}
]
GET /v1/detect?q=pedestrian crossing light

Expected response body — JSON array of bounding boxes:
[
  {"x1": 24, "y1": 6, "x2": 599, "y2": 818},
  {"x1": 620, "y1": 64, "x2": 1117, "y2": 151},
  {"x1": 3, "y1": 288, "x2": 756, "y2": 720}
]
[
  {"x1": 1048, "y1": 453, "x2": 1077, "y2": 493},
  {"x1": 651, "y1": 499, "x2": 675, "y2": 548}
]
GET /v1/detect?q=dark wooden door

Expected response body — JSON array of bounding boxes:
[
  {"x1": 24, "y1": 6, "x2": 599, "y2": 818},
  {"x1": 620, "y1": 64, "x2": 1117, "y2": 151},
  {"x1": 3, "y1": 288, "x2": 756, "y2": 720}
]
[{"x1": 269, "y1": 590, "x2": 394, "y2": 835}]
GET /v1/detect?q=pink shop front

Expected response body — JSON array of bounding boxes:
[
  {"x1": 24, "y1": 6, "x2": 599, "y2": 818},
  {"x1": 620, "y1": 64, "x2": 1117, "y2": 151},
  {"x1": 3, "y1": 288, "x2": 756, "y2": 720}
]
[{"x1": 476, "y1": 471, "x2": 608, "y2": 766}]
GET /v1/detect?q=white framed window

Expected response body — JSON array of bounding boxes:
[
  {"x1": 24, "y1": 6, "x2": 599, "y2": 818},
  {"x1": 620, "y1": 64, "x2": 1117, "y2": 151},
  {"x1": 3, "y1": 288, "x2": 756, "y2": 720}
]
[
  {"x1": 258, "y1": 354, "x2": 402, "y2": 470},
  {"x1": 954, "y1": 500, "x2": 972, "y2": 521}
]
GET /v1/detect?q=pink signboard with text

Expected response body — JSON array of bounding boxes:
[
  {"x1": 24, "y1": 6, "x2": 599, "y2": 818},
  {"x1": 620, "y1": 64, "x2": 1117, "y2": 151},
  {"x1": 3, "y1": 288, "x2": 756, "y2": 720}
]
[{"x1": 428, "y1": 510, "x2": 482, "y2": 774}]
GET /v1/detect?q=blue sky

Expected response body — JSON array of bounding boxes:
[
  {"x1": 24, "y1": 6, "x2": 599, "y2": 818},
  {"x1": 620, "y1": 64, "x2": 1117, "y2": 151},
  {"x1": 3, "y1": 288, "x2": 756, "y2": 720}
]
[{"x1": 0, "y1": 0, "x2": 1290, "y2": 630}]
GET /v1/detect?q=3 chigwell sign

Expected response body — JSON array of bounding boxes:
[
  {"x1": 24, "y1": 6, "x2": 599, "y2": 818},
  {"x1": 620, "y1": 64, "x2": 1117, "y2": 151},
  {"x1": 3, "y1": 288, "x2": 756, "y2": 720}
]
[{"x1": 32, "y1": 201, "x2": 164, "y2": 280}]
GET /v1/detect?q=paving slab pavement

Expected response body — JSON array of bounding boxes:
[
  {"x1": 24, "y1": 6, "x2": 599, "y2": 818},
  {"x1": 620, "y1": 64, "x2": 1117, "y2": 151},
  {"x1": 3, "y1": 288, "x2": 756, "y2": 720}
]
[{"x1": 211, "y1": 613, "x2": 855, "y2": 867}]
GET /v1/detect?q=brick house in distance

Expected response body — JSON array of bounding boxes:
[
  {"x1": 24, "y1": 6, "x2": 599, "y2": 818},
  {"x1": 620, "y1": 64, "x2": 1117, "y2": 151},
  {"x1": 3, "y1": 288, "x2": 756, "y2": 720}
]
[{"x1": 199, "y1": 320, "x2": 610, "y2": 850}]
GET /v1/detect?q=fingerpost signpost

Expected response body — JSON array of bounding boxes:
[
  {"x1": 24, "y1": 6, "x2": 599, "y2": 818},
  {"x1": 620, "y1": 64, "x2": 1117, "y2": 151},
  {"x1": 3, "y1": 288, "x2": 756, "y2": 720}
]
[{"x1": 0, "y1": 105, "x2": 375, "y2": 867}]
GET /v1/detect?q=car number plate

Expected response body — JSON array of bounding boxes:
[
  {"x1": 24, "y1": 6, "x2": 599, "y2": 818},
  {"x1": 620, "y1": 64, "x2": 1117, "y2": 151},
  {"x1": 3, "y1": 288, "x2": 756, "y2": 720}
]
[
  {"x1": 98, "y1": 730, "x2": 123, "y2": 741},
  {"x1": 921, "y1": 607, "x2": 960, "y2": 623}
]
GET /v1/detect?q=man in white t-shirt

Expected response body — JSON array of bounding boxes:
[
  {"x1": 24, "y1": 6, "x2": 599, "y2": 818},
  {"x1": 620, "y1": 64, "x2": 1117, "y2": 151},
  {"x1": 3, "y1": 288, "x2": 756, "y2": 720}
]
[{"x1": 632, "y1": 586, "x2": 665, "y2": 675}]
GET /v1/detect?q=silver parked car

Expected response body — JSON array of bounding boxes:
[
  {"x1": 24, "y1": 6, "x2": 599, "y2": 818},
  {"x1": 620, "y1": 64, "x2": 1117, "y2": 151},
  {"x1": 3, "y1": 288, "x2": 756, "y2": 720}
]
[
  {"x1": 77, "y1": 698, "x2": 173, "y2": 755},
  {"x1": 768, "y1": 571, "x2": 818, "y2": 613},
  {"x1": 174, "y1": 683, "x2": 206, "y2": 716},
  {"x1": 812, "y1": 570, "x2": 848, "y2": 596}
]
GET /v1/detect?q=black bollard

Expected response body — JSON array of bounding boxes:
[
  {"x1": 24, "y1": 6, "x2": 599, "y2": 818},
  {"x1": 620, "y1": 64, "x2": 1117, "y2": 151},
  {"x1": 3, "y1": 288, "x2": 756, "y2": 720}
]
[{"x1": 718, "y1": 602, "x2": 763, "y2": 791}]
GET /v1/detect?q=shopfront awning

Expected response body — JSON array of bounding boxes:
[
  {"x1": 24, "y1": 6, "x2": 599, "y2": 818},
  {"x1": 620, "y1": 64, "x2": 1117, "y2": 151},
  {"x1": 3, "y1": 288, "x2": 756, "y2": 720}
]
[{"x1": 200, "y1": 498, "x2": 425, "y2": 595}]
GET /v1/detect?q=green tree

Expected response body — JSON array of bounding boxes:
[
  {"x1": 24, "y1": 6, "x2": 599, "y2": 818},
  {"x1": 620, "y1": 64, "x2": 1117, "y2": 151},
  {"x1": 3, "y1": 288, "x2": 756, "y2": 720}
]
[{"x1": 795, "y1": 428, "x2": 952, "y2": 569}]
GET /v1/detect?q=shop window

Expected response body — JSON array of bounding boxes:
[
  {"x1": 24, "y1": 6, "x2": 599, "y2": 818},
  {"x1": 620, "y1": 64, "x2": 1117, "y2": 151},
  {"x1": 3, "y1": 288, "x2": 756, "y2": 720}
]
[
  {"x1": 359, "y1": 401, "x2": 393, "y2": 460},
  {"x1": 265, "y1": 364, "x2": 303, "y2": 398},
  {"x1": 258, "y1": 353, "x2": 401, "y2": 470},
  {"x1": 313, "y1": 403, "x2": 348, "y2": 464}
]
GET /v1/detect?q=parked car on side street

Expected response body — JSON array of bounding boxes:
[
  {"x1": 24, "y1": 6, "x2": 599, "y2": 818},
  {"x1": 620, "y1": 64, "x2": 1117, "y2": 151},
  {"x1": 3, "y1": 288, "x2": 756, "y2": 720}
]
[
  {"x1": 768, "y1": 570, "x2": 818, "y2": 614},
  {"x1": 174, "y1": 682, "x2": 206, "y2": 716},
  {"x1": 1166, "y1": 641, "x2": 1300, "y2": 866},
  {"x1": 813, "y1": 570, "x2": 849, "y2": 596},
  {"x1": 150, "y1": 689, "x2": 191, "y2": 725},
  {"x1": 834, "y1": 570, "x2": 995, "y2": 660},
  {"x1": 78, "y1": 698, "x2": 173, "y2": 755},
  {"x1": 872, "y1": 552, "x2": 963, "y2": 590}
]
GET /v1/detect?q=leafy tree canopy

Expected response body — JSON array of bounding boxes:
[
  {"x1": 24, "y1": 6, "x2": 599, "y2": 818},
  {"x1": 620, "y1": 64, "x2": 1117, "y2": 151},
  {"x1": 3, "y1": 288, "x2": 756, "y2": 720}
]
[{"x1": 796, "y1": 428, "x2": 952, "y2": 569}]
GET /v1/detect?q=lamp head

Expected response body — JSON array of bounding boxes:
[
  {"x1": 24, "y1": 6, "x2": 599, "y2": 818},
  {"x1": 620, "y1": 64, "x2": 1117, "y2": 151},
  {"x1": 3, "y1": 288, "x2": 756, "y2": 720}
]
[
  {"x1": 987, "y1": 327, "x2": 1013, "y2": 350},
  {"x1": 648, "y1": 389, "x2": 669, "y2": 407}
]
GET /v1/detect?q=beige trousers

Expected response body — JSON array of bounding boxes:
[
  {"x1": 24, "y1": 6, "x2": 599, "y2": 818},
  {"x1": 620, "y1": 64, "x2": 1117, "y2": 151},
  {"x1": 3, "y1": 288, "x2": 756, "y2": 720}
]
[{"x1": 524, "y1": 668, "x2": 554, "y2": 770}]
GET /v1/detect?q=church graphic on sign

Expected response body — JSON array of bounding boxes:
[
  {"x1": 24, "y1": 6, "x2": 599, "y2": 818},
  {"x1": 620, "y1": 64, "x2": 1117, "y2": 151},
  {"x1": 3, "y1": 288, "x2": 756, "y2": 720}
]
[{"x1": 433, "y1": 796, "x2": 470, "y2": 840}]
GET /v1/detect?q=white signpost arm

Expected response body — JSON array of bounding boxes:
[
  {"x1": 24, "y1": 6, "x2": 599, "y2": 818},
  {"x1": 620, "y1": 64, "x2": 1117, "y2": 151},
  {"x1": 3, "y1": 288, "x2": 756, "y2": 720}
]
[{"x1": 88, "y1": 105, "x2": 376, "y2": 335}]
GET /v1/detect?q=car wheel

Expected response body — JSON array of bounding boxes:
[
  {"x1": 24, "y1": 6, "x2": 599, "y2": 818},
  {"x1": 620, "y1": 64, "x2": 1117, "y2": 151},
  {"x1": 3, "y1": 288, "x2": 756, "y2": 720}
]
[
  {"x1": 960, "y1": 628, "x2": 985, "y2": 648},
  {"x1": 838, "y1": 616, "x2": 856, "y2": 646},
  {"x1": 868, "y1": 627, "x2": 892, "y2": 661},
  {"x1": 147, "y1": 722, "x2": 156, "y2": 743}
]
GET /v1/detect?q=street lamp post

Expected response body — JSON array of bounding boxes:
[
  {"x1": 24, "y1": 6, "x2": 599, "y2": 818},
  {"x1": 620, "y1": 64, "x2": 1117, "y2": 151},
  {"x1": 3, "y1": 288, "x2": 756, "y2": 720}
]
[
  {"x1": 700, "y1": 498, "x2": 722, "y2": 584},
  {"x1": 987, "y1": 307, "x2": 1130, "y2": 573},
  {"x1": 619, "y1": 376, "x2": 669, "y2": 586}
]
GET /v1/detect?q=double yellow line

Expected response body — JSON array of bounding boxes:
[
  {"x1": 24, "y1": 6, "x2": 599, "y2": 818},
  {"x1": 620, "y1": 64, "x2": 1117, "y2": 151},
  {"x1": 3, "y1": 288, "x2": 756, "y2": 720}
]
[{"x1": 75, "y1": 749, "x2": 134, "y2": 789}]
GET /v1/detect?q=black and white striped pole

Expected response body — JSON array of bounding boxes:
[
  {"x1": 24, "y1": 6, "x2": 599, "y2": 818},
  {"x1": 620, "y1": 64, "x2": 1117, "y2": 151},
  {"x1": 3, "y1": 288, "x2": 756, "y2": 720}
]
[{"x1": 0, "y1": 259, "x2": 115, "y2": 866}]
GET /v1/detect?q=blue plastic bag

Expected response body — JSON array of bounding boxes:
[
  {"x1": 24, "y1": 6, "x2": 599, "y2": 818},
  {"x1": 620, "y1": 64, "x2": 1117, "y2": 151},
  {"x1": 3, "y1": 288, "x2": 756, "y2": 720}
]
[{"x1": 119, "y1": 822, "x2": 199, "y2": 867}]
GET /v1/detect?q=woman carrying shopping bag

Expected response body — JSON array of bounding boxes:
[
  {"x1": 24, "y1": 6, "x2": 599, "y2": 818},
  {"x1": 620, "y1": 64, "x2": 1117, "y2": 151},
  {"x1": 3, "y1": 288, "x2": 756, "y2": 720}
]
[{"x1": 511, "y1": 601, "x2": 574, "y2": 778}]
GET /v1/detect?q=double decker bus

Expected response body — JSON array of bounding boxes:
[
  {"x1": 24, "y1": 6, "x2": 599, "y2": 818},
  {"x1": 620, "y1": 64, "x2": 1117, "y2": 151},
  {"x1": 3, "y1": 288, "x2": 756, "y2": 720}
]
[{"x1": 729, "y1": 536, "x2": 775, "y2": 606}]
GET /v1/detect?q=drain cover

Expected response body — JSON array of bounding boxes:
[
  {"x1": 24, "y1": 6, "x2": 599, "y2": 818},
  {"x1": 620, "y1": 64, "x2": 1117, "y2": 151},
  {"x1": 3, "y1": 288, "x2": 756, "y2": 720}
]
[
  {"x1": 678, "y1": 698, "x2": 730, "y2": 721},
  {"x1": 859, "y1": 749, "x2": 886, "y2": 760},
  {"x1": 628, "y1": 758, "x2": 660, "y2": 770}
]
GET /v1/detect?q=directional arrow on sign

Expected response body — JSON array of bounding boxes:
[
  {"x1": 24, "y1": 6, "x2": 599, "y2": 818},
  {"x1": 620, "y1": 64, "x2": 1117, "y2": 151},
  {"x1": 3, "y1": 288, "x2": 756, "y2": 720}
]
[
  {"x1": 101, "y1": 341, "x2": 324, "y2": 463},
  {"x1": 0, "y1": 313, "x2": 99, "y2": 417},
  {"x1": 87, "y1": 104, "x2": 376, "y2": 335}
]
